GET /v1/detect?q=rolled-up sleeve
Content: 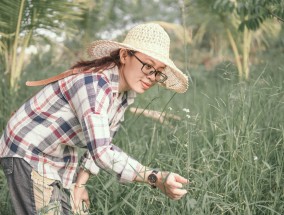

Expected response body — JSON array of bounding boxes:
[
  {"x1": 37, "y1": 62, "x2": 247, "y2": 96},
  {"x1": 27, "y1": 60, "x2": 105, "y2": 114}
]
[
  {"x1": 80, "y1": 151, "x2": 100, "y2": 175},
  {"x1": 65, "y1": 74, "x2": 142, "y2": 182}
]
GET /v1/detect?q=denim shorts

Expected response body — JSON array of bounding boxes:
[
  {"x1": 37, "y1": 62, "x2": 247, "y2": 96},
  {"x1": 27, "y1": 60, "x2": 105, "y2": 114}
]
[{"x1": 0, "y1": 157, "x2": 73, "y2": 215}]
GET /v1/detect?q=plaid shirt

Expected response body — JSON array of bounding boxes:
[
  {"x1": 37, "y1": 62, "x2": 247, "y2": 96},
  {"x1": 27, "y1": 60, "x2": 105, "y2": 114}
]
[{"x1": 0, "y1": 67, "x2": 143, "y2": 188}]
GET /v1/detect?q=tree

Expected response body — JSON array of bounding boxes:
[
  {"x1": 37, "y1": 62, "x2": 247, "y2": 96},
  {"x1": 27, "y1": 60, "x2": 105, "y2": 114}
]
[
  {"x1": 0, "y1": 0, "x2": 86, "y2": 90},
  {"x1": 215, "y1": 0, "x2": 284, "y2": 79},
  {"x1": 184, "y1": 0, "x2": 284, "y2": 79}
]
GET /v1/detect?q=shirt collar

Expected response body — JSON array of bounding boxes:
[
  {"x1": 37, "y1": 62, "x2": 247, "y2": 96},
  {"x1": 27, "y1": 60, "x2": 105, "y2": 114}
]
[{"x1": 102, "y1": 66, "x2": 136, "y2": 105}]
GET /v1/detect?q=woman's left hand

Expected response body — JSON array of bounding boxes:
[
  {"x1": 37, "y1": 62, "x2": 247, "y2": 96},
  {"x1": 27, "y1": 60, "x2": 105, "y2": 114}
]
[
  {"x1": 71, "y1": 184, "x2": 90, "y2": 214},
  {"x1": 71, "y1": 167, "x2": 91, "y2": 213}
]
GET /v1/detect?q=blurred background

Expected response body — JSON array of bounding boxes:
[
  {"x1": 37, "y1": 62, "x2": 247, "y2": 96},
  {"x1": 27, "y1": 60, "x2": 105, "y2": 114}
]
[
  {"x1": 0, "y1": 0, "x2": 284, "y2": 109},
  {"x1": 0, "y1": 0, "x2": 283, "y2": 214}
]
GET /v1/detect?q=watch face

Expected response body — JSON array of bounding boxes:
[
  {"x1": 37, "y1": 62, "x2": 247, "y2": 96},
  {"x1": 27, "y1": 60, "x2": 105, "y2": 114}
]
[{"x1": 148, "y1": 173, "x2": 157, "y2": 183}]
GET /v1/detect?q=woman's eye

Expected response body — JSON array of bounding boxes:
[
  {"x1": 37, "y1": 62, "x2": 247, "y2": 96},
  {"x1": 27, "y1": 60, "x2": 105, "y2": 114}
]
[{"x1": 145, "y1": 64, "x2": 153, "y2": 70}]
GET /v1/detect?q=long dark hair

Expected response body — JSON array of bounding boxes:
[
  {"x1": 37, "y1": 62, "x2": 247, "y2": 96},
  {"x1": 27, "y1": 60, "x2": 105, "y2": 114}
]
[{"x1": 71, "y1": 49, "x2": 122, "y2": 73}]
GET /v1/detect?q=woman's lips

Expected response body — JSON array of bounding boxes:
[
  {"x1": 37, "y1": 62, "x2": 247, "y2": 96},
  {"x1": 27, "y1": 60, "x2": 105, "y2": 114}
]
[{"x1": 141, "y1": 81, "x2": 151, "y2": 89}]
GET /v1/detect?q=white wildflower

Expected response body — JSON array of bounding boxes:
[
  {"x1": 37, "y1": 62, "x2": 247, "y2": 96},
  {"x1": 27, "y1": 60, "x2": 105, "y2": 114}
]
[
  {"x1": 183, "y1": 108, "x2": 190, "y2": 113},
  {"x1": 168, "y1": 107, "x2": 173, "y2": 111},
  {"x1": 186, "y1": 114, "x2": 191, "y2": 119},
  {"x1": 254, "y1": 156, "x2": 258, "y2": 161}
]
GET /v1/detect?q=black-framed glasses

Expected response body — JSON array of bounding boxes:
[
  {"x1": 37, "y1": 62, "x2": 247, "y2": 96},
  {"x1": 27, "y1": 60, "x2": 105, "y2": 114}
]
[{"x1": 128, "y1": 51, "x2": 168, "y2": 83}]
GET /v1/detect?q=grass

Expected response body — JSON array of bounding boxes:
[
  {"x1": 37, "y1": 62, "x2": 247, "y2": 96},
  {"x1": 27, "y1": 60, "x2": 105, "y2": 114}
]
[{"x1": 0, "y1": 60, "x2": 283, "y2": 214}]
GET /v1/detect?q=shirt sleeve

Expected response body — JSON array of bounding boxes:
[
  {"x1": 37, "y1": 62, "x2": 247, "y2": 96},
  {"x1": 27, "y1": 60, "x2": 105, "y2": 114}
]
[
  {"x1": 80, "y1": 150, "x2": 100, "y2": 175},
  {"x1": 63, "y1": 74, "x2": 143, "y2": 183}
]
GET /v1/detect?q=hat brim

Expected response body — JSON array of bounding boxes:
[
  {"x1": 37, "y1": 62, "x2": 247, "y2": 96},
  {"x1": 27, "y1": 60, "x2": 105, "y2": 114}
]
[{"x1": 88, "y1": 40, "x2": 188, "y2": 93}]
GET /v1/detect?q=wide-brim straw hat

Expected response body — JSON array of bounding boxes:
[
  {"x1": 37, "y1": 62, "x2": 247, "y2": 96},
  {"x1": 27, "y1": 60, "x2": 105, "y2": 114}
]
[{"x1": 87, "y1": 23, "x2": 188, "y2": 93}]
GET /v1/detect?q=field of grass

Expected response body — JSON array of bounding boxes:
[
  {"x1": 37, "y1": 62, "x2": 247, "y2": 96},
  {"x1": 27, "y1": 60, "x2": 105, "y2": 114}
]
[{"x1": 0, "y1": 58, "x2": 283, "y2": 214}]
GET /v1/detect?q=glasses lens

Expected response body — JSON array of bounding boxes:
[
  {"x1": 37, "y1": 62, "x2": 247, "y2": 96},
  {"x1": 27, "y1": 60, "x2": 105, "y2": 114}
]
[
  {"x1": 142, "y1": 66, "x2": 168, "y2": 83},
  {"x1": 156, "y1": 73, "x2": 167, "y2": 83},
  {"x1": 141, "y1": 65, "x2": 154, "y2": 75}
]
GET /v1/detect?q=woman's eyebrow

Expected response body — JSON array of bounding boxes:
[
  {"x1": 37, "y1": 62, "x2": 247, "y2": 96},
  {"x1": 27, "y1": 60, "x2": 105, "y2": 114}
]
[
  {"x1": 146, "y1": 58, "x2": 166, "y2": 70},
  {"x1": 144, "y1": 58, "x2": 155, "y2": 65}
]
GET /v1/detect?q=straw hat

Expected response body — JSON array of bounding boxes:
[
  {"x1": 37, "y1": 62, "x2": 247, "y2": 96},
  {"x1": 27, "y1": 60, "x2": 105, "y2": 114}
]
[{"x1": 87, "y1": 23, "x2": 188, "y2": 93}]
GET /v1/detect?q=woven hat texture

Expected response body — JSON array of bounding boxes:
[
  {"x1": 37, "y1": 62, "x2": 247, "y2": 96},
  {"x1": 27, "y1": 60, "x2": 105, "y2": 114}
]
[{"x1": 88, "y1": 23, "x2": 188, "y2": 93}]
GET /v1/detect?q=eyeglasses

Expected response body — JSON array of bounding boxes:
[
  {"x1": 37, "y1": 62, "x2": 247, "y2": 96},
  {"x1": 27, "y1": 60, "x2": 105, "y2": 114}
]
[{"x1": 128, "y1": 51, "x2": 168, "y2": 83}]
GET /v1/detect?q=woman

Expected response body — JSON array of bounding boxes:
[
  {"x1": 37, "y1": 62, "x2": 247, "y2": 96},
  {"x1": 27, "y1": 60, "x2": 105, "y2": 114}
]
[{"x1": 0, "y1": 23, "x2": 189, "y2": 214}]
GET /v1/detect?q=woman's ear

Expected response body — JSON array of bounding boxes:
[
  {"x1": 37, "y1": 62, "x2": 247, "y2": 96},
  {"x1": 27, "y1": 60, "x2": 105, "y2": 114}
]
[{"x1": 119, "y1": 49, "x2": 128, "y2": 64}]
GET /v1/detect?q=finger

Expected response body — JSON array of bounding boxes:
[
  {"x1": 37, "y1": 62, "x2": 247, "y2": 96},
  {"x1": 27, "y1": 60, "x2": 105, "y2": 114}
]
[
  {"x1": 83, "y1": 196, "x2": 90, "y2": 207},
  {"x1": 163, "y1": 175, "x2": 184, "y2": 188},
  {"x1": 168, "y1": 188, "x2": 187, "y2": 197},
  {"x1": 83, "y1": 190, "x2": 90, "y2": 207},
  {"x1": 85, "y1": 199, "x2": 90, "y2": 208},
  {"x1": 73, "y1": 196, "x2": 80, "y2": 209},
  {"x1": 168, "y1": 181, "x2": 183, "y2": 189},
  {"x1": 174, "y1": 174, "x2": 189, "y2": 184},
  {"x1": 169, "y1": 191, "x2": 187, "y2": 200},
  {"x1": 168, "y1": 193, "x2": 184, "y2": 200},
  {"x1": 172, "y1": 194, "x2": 185, "y2": 200},
  {"x1": 174, "y1": 188, "x2": 188, "y2": 196}
]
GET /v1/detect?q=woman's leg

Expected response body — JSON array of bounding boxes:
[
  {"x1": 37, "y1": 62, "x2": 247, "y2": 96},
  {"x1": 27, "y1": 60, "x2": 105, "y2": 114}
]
[
  {"x1": 1, "y1": 157, "x2": 73, "y2": 215},
  {"x1": 0, "y1": 157, "x2": 37, "y2": 215},
  {"x1": 30, "y1": 164, "x2": 73, "y2": 214}
]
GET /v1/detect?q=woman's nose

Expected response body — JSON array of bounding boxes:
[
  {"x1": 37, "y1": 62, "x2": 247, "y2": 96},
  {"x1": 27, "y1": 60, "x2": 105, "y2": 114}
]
[{"x1": 146, "y1": 73, "x2": 156, "y2": 82}]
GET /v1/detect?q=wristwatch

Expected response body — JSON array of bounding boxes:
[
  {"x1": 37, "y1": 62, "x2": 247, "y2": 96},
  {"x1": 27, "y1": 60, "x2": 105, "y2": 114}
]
[{"x1": 147, "y1": 170, "x2": 158, "y2": 189}]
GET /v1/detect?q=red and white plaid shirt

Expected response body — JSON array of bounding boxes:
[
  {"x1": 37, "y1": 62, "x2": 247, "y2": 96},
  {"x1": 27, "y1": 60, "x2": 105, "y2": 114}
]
[{"x1": 0, "y1": 67, "x2": 143, "y2": 188}]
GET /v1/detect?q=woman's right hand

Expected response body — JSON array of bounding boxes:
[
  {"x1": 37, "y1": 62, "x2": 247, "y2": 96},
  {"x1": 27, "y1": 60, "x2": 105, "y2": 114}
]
[
  {"x1": 155, "y1": 172, "x2": 188, "y2": 200},
  {"x1": 134, "y1": 167, "x2": 188, "y2": 200}
]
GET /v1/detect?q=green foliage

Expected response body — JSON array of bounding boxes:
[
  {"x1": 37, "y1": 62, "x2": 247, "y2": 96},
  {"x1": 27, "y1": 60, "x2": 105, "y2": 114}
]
[
  {"x1": 1, "y1": 64, "x2": 283, "y2": 214},
  {"x1": 211, "y1": 0, "x2": 284, "y2": 31},
  {"x1": 185, "y1": 0, "x2": 283, "y2": 80},
  {"x1": 0, "y1": 0, "x2": 86, "y2": 88},
  {"x1": 0, "y1": 0, "x2": 283, "y2": 214},
  {"x1": 79, "y1": 61, "x2": 284, "y2": 215},
  {"x1": 237, "y1": 0, "x2": 283, "y2": 31},
  {"x1": 213, "y1": 0, "x2": 235, "y2": 13}
]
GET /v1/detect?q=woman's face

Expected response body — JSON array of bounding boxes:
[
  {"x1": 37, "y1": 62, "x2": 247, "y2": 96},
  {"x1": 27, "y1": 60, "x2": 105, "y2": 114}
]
[{"x1": 119, "y1": 49, "x2": 166, "y2": 94}]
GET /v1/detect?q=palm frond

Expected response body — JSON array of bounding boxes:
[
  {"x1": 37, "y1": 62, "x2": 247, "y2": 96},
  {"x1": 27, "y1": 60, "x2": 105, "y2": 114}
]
[{"x1": 0, "y1": 0, "x2": 87, "y2": 89}]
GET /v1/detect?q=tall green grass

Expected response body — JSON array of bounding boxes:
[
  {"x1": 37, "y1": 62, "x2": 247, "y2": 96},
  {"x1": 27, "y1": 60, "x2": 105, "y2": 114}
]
[
  {"x1": 84, "y1": 63, "x2": 283, "y2": 215},
  {"x1": 0, "y1": 62, "x2": 283, "y2": 214}
]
